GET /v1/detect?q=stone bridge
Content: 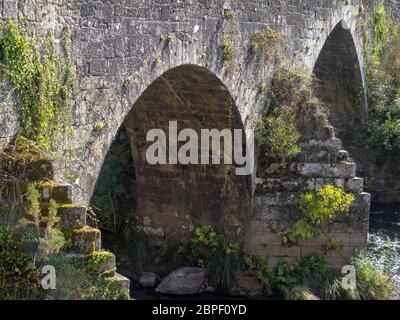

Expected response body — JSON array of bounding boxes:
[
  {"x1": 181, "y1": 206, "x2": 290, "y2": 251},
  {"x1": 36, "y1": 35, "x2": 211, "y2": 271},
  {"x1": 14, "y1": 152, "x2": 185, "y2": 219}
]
[{"x1": 2, "y1": 0, "x2": 396, "y2": 283}]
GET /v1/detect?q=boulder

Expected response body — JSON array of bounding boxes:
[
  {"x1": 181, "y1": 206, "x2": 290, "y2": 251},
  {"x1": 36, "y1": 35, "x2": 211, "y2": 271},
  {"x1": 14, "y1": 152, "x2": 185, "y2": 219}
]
[
  {"x1": 155, "y1": 267, "x2": 206, "y2": 295},
  {"x1": 139, "y1": 272, "x2": 157, "y2": 288}
]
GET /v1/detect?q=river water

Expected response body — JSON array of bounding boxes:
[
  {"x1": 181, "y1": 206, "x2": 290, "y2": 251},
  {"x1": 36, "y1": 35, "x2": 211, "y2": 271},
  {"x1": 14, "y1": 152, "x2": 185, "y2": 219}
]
[{"x1": 368, "y1": 204, "x2": 400, "y2": 299}]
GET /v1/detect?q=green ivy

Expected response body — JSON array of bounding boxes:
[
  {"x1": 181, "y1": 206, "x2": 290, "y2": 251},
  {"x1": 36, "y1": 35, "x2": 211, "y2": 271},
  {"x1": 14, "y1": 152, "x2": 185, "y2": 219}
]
[{"x1": 0, "y1": 21, "x2": 76, "y2": 150}]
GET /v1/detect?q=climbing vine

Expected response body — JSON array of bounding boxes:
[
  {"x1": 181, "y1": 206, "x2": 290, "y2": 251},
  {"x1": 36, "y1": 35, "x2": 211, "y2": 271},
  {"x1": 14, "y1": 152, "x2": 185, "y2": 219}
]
[{"x1": 0, "y1": 21, "x2": 76, "y2": 151}]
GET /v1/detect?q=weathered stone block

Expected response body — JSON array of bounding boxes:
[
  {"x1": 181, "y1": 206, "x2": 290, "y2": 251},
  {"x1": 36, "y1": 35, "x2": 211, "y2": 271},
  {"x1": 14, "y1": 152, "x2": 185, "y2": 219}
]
[
  {"x1": 106, "y1": 273, "x2": 130, "y2": 296},
  {"x1": 38, "y1": 181, "x2": 73, "y2": 203},
  {"x1": 58, "y1": 205, "x2": 87, "y2": 228},
  {"x1": 68, "y1": 226, "x2": 101, "y2": 254},
  {"x1": 345, "y1": 177, "x2": 364, "y2": 193},
  {"x1": 349, "y1": 232, "x2": 368, "y2": 247}
]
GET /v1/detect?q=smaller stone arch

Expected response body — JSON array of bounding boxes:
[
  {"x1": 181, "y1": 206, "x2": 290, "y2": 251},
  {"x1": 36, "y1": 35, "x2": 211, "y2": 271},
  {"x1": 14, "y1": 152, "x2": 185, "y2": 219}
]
[
  {"x1": 313, "y1": 19, "x2": 367, "y2": 158},
  {"x1": 91, "y1": 64, "x2": 252, "y2": 250}
]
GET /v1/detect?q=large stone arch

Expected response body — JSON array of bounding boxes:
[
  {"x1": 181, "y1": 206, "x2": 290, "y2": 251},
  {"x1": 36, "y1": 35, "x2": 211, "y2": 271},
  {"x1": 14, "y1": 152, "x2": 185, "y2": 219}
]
[
  {"x1": 312, "y1": 19, "x2": 367, "y2": 171},
  {"x1": 91, "y1": 64, "x2": 252, "y2": 245}
]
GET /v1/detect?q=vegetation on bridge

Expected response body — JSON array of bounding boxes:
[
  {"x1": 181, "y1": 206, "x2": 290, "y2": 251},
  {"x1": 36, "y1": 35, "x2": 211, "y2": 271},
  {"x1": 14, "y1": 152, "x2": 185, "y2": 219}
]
[
  {"x1": 365, "y1": 2, "x2": 400, "y2": 168},
  {"x1": 0, "y1": 21, "x2": 76, "y2": 151}
]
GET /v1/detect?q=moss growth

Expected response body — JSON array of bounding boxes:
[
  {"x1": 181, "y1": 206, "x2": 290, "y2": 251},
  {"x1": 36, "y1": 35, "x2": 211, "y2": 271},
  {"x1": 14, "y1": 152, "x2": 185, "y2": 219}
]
[
  {"x1": 85, "y1": 250, "x2": 115, "y2": 274},
  {"x1": 65, "y1": 226, "x2": 100, "y2": 254},
  {"x1": 223, "y1": 9, "x2": 236, "y2": 22}
]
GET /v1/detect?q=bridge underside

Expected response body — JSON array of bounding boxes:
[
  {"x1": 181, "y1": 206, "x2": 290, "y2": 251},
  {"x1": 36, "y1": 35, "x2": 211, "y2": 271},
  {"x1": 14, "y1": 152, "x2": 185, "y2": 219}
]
[{"x1": 93, "y1": 65, "x2": 252, "y2": 247}]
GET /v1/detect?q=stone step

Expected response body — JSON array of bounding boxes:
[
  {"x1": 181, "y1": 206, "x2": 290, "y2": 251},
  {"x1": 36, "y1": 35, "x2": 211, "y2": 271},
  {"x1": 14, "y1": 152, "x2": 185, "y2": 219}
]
[
  {"x1": 37, "y1": 181, "x2": 73, "y2": 203},
  {"x1": 106, "y1": 273, "x2": 130, "y2": 296},
  {"x1": 294, "y1": 162, "x2": 356, "y2": 179},
  {"x1": 294, "y1": 148, "x2": 349, "y2": 164},
  {"x1": 65, "y1": 226, "x2": 101, "y2": 254},
  {"x1": 345, "y1": 177, "x2": 364, "y2": 193},
  {"x1": 58, "y1": 204, "x2": 87, "y2": 228},
  {"x1": 256, "y1": 176, "x2": 364, "y2": 194},
  {"x1": 298, "y1": 138, "x2": 342, "y2": 153},
  {"x1": 41, "y1": 203, "x2": 87, "y2": 228},
  {"x1": 263, "y1": 162, "x2": 356, "y2": 179},
  {"x1": 86, "y1": 251, "x2": 117, "y2": 276}
]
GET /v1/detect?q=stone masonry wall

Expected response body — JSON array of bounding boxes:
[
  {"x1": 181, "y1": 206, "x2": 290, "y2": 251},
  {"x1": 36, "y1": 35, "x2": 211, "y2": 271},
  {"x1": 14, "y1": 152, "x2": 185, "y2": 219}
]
[{"x1": 1, "y1": 0, "x2": 394, "y2": 269}]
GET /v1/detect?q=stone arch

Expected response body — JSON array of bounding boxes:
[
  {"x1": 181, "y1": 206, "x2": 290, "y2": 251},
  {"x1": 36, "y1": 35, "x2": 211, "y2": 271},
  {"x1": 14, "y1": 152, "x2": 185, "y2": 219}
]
[
  {"x1": 313, "y1": 19, "x2": 366, "y2": 164},
  {"x1": 91, "y1": 64, "x2": 252, "y2": 247}
]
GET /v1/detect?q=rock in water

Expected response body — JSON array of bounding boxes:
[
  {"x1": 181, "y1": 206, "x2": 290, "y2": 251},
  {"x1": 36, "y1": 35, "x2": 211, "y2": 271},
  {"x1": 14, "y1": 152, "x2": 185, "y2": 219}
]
[
  {"x1": 155, "y1": 267, "x2": 206, "y2": 295},
  {"x1": 139, "y1": 272, "x2": 157, "y2": 288}
]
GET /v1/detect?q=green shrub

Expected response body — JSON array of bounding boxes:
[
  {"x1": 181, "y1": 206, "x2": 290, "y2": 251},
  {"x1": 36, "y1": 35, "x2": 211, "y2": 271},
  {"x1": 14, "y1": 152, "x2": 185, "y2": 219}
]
[
  {"x1": 365, "y1": 3, "x2": 400, "y2": 166},
  {"x1": 244, "y1": 254, "x2": 274, "y2": 294},
  {"x1": 221, "y1": 36, "x2": 235, "y2": 61},
  {"x1": 251, "y1": 27, "x2": 286, "y2": 60},
  {"x1": 191, "y1": 225, "x2": 244, "y2": 292},
  {"x1": 44, "y1": 253, "x2": 130, "y2": 300},
  {"x1": 0, "y1": 226, "x2": 43, "y2": 300},
  {"x1": 18, "y1": 184, "x2": 66, "y2": 261},
  {"x1": 254, "y1": 106, "x2": 301, "y2": 164},
  {"x1": 284, "y1": 185, "x2": 355, "y2": 243},
  {"x1": 327, "y1": 252, "x2": 395, "y2": 300},
  {"x1": 270, "y1": 254, "x2": 336, "y2": 299}
]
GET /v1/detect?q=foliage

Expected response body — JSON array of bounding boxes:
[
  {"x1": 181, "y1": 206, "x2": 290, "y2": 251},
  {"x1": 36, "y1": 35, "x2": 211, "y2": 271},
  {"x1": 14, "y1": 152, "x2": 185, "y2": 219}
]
[
  {"x1": 253, "y1": 106, "x2": 301, "y2": 163},
  {"x1": 251, "y1": 27, "x2": 286, "y2": 60},
  {"x1": 328, "y1": 251, "x2": 395, "y2": 300},
  {"x1": 289, "y1": 287, "x2": 320, "y2": 300},
  {"x1": 371, "y1": 2, "x2": 392, "y2": 57},
  {"x1": 0, "y1": 226, "x2": 43, "y2": 300},
  {"x1": 364, "y1": 3, "x2": 400, "y2": 167},
  {"x1": 191, "y1": 225, "x2": 244, "y2": 292},
  {"x1": 244, "y1": 254, "x2": 274, "y2": 294},
  {"x1": 0, "y1": 136, "x2": 51, "y2": 226},
  {"x1": 268, "y1": 254, "x2": 336, "y2": 299},
  {"x1": 0, "y1": 21, "x2": 76, "y2": 151},
  {"x1": 246, "y1": 251, "x2": 395, "y2": 300},
  {"x1": 18, "y1": 184, "x2": 66, "y2": 262},
  {"x1": 254, "y1": 61, "x2": 329, "y2": 166},
  {"x1": 284, "y1": 185, "x2": 355, "y2": 243},
  {"x1": 44, "y1": 253, "x2": 130, "y2": 300},
  {"x1": 221, "y1": 36, "x2": 235, "y2": 62},
  {"x1": 223, "y1": 10, "x2": 236, "y2": 22}
]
